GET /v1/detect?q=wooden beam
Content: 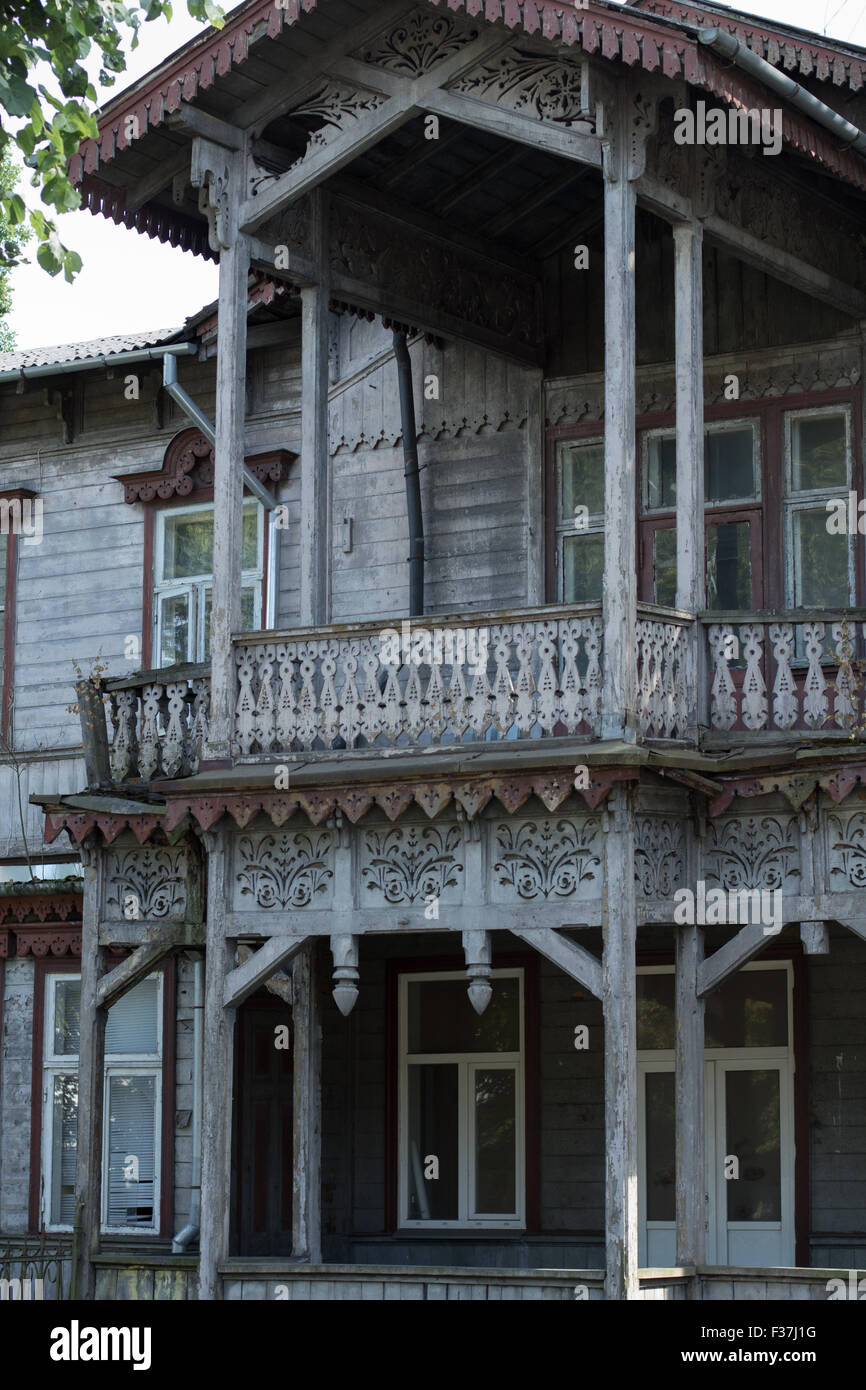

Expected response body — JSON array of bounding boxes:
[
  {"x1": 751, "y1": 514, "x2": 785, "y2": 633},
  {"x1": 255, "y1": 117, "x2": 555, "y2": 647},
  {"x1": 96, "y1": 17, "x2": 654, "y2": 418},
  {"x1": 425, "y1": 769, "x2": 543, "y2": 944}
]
[
  {"x1": 833, "y1": 917, "x2": 866, "y2": 945},
  {"x1": 292, "y1": 940, "x2": 321, "y2": 1261},
  {"x1": 430, "y1": 145, "x2": 525, "y2": 218},
  {"x1": 223, "y1": 934, "x2": 309, "y2": 1008},
  {"x1": 167, "y1": 106, "x2": 243, "y2": 150},
  {"x1": 675, "y1": 922, "x2": 705, "y2": 1268},
  {"x1": 198, "y1": 828, "x2": 235, "y2": 1300},
  {"x1": 423, "y1": 89, "x2": 603, "y2": 170},
  {"x1": 300, "y1": 190, "x2": 330, "y2": 627},
  {"x1": 510, "y1": 927, "x2": 602, "y2": 1000},
  {"x1": 126, "y1": 148, "x2": 190, "y2": 215},
  {"x1": 698, "y1": 919, "x2": 769, "y2": 997},
  {"x1": 602, "y1": 788, "x2": 639, "y2": 1301},
  {"x1": 674, "y1": 218, "x2": 705, "y2": 739},
  {"x1": 72, "y1": 844, "x2": 105, "y2": 1301},
  {"x1": 97, "y1": 931, "x2": 179, "y2": 1009},
  {"x1": 528, "y1": 201, "x2": 603, "y2": 262},
  {"x1": 601, "y1": 120, "x2": 638, "y2": 742},
  {"x1": 800, "y1": 922, "x2": 830, "y2": 955},
  {"x1": 703, "y1": 212, "x2": 866, "y2": 319},
  {"x1": 376, "y1": 124, "x2": 465, "y2": 192}
]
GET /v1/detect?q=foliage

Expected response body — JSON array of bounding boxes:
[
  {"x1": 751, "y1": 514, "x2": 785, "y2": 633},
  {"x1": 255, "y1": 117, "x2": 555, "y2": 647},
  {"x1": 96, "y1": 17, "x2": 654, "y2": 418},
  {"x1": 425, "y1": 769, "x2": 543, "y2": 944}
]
[
  {"x1": 0, "y1": 0, "x2": 224, "y2": 280},
  {"x1": 0, "y1": 151, "x2": 29, "y2": 347}
]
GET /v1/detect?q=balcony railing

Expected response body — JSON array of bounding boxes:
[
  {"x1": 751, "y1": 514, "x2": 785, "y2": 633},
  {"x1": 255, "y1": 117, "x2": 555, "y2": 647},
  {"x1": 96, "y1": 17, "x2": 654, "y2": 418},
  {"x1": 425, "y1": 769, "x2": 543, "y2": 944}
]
[
  {"x1": 97, "y1": 604, "x2": 695, "y2": 785},
  {"x1": 704, "y1": 611, "x2": 866, "y2": 737}
]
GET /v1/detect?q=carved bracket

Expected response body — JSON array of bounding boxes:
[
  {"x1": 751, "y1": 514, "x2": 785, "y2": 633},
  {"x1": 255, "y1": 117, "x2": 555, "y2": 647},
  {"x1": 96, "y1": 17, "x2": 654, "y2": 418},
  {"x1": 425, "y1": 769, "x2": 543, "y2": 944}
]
[
  {"x1": 462, "y1": 928, "x2": 492, "y2": 1015},
  {"x1": 331, "y1": 932, "x2": 360, "y2": 1015}
]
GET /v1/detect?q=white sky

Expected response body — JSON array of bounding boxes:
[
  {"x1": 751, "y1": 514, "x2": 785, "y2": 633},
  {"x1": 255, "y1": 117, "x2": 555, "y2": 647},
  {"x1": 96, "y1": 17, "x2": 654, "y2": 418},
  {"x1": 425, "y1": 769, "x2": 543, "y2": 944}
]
[{"x1": 8, "y1": 0, "x2": 866, "y2": 351}]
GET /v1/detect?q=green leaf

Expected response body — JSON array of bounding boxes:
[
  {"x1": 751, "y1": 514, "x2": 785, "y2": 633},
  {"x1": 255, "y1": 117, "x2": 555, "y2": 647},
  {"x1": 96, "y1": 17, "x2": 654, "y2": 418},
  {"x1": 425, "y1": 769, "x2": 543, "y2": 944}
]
[{"x1": 36, "y1": 239, "x2": 63, "y2": 276}]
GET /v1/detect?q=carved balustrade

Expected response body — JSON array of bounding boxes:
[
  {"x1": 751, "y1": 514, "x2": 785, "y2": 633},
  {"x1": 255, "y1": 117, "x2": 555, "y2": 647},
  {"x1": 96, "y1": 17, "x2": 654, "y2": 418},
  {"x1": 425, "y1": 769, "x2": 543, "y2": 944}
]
[
  {"x1": 105, "y1": 664, "x2": 211, "y2": 783},
  {"x1": 704, "y1": 611, "x2": 866, "y2": 737},
  {"x1": 636, "y1": 607, "x2": 693, "y2": 740}
]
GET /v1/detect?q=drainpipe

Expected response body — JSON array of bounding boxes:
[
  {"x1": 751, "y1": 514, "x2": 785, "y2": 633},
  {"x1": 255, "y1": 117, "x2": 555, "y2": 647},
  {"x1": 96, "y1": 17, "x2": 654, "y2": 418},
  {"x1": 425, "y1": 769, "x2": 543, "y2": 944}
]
[
  {"x1": 0, "y1": 342, "x2": 198, "y2": 384},
  {"x1": 697, "y1": 26, "x2": 866, "y2": 158},
  {"x1": 172, "y1": 956, "x2": 203, "y2": 1253},
  {"x1": 392, "y1": 332, "x2": 424, "y2": 617}
]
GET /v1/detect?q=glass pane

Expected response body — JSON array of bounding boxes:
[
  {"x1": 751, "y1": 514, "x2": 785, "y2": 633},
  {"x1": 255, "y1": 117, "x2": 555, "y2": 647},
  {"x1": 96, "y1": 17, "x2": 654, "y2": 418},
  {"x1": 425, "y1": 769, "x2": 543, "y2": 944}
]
[
  {"x1": 791, "y1": 413, "x2": 847, "y2": 492},
  {"x1": 706, "y1": 428, "x2": 756, "y2": 503},
  {"x1": 647, "y1": 436, "x2": 676, "y2": 510},
  {"x1": 474, "y1": 1069, "x2": 516, "y2": 1214},
  {"x1": 560, "y1": 441, "x2": 604, "y2": 520},
  {"x1": 407, "y1": 1064, "x2": 458, "y2": 1220},
  {"x1": 241, "y1": 507, "x2": 258, "y2": 570},
  {"x1": 637, "y1": 973, "x2": 674, "y2": 1050},
  {"x1": 202, "y1": 585, "x2": 257, "y2": 663},
  {"x1": 162, "y1": 510, "x2": 214, "y2": 580},
  {"x1": 725, "y1": 1069, "x2": 781, "y2": 1221},
  {"x1": 53, "y1": 979, "x2": 81, "y2": 1056},
  {"x1": 645, "y1": 1071, "x2": 675, "y2": 1221},
  {"x1": 653, "y1": 528, "x2": 676, "y2": 607},
  {"x1": 705, "y1": 970, "x2": 788, "y2": 1048},
  {"x1": 408, "y1": 978, "x2": 519, "y2": 1054},
  {"x1": 706, "y1": 522, "x2": 751, "y2": 610},
  {"x1": 159, "y1": 591, "x2": 190, "y2": 666},
  {"x1": 105, "y1": 977, "x2": 159, "y2": 1055},
  {"x1": 792, "y1": 510, "x2": 850, "y2": 607},
  {"x1": 106, "y1": 1074, "x2": 156, "y2": 1228},
  {"x1": 563, "y1": 533, "x2": 604, "y2": 603},
  {"x1": 50, "y1": 1074, "x2": 78, "y2": 1225}
]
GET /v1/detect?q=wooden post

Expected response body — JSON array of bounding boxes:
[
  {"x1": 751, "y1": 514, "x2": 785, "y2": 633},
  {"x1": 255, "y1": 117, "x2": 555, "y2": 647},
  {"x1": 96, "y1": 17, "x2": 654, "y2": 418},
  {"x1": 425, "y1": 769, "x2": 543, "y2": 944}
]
[
  {"x1": 674, "y1": 219, "x2": 705, "y2": 736},
  {"x1": 601, "y1": 121, "x2": 638, "y2": 741},
  {"x1": 602, "y1": 787, "x2": 639, "y2": 1299},
  {"x1": 72, "y1": 840, "x2": 106, "y2": 1301},
  {"x1": 292, "y1": 939, "x2": 322, "y2": 1262},
  {"x1": 198, "y1": 827, "x2": 235, "y2": 1299},
  {"x1": 300, "y1": 191, "x2": 330, "y2": 627},
  {"x1": 675, "y1": 921, "x2": 705, "y2": 1272},
  {"x1": 206, "y1": 210, "x2": 249, "y2": 760}
]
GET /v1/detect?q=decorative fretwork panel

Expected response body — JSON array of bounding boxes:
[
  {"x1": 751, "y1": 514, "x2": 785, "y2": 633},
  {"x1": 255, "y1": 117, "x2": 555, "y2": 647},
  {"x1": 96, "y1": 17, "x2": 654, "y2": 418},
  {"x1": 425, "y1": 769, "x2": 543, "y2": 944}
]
[
  {"x1": 491, "y1": 818, "x2": 601, "y2": 902},
  {"x1": 234, "y1": 831, "x2": 335, "y2": 910},
  {"x1": 634, "y1": 818, "x2": 685, "y2": 898},
  {"x1": 702, "y1": 815, "x2": 801, "y2": 893},
  {"x1": 107, "y1": 672, "x2": 210, "y2": 782},
  {"x1": 102, "y1": 846, "x2": 189, "y2": 921},
  {"x1": 361, "y1": 824, "x2": 464, "y2": 905}
]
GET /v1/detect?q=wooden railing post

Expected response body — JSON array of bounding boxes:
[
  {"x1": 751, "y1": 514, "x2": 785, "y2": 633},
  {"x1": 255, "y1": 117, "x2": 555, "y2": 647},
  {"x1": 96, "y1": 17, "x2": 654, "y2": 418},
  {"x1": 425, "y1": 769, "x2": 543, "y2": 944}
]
[{"x1": 674, "y1": 219, "x2": 705, "y2": 743}]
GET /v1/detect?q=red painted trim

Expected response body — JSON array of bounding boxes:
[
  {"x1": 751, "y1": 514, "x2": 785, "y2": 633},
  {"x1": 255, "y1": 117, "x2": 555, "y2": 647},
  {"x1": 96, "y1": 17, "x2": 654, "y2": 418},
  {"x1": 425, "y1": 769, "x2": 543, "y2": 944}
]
[
  {"x1": 384, "y1": 950, "x2": 539, "y2": 1235},
  {"x1": 29, "y1": 957, "x2": 79, "y2": 1231},
  {"x1": 159, "y1": 958, "x2": 176, "y2": 1239},
  {"x1": 142, "y1": 505, "x2": 155, "y2": 671},
  {"x1": 1, "y1": 527, "x2": 16, "y2": 743},
  {"x1": 792, "y1": 946, "x2": 810, "y2": 1268}
]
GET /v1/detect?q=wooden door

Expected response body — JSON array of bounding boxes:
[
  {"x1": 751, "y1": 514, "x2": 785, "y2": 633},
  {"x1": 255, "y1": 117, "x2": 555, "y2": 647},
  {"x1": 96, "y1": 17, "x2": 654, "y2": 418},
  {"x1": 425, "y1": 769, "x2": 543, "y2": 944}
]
[{"x1": 232, "y1": 996, "x2": 293, "y2": 1257}]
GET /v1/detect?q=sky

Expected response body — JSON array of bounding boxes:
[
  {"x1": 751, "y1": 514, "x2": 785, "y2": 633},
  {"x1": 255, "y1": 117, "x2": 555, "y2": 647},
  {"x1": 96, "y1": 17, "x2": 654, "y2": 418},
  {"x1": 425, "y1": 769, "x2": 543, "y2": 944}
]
[{"x1": 7, "y1": 0, "x2": 866, "y2": 351}]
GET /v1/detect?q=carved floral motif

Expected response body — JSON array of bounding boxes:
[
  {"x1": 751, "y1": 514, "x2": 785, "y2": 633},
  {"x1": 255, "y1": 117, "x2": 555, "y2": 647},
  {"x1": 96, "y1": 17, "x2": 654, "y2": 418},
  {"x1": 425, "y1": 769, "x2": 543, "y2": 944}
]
[
  {"x1": 451, "y1": 48, "x2": 590, "y2": 127},
  {"x1": 634, "y1": 819, "x2": 684, "y2": 898},
  {"x1": 236, "y1": 832, "x2": 334, "y2": 909},
  {"x1": 828, "y1": 812, "x2": 866, "y2": 889},
  {"x1": 703, "y1": 816, "x2": 800, "y2": 892},
  {"x1": 359, "y1": 11, "x2": 479, "y2": 75},
  {"x1": 362, "y1": 825, "x2": 463, "y2": 903},
  {"x1": 493, "y1": 818, "x2": 601, "y2": 900},
  {"x1": 104, "y1": 847, "x2": 187, "y2": 920}
]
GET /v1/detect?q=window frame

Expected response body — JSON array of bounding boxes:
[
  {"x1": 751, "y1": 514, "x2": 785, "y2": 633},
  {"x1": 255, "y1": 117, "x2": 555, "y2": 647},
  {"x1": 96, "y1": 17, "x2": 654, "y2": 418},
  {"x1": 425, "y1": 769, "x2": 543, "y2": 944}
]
[
  {"x1": 551, "y1": 434, "x2": 605, "y2": 604},
  {"x1": 0, "y1": 490, "x2": 30, "y2": 744},
  {"x1": 152, "y1": 499, "x2": 265, "y2": 668},
  {"x1": 386, "y1": 953, "x2": 539, "y2": 1235},
  {"x1": 782, "y1": 404, "x2": 856, "y2": 611},
  {"x1": 31, "y1": 958, "x2": 175, "y2": 1238}
]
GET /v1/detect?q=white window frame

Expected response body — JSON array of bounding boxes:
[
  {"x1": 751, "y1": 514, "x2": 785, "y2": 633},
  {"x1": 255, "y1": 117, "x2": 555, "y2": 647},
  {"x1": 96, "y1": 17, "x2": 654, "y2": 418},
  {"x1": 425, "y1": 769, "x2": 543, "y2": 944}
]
[
  {"x1": 555, "y1": 436, "x2": 604, "y2": 603},
  {"x1": 398, "y1": 968, "x2": 525, "y2": 1230},
  {"x1": 640, "y1": 418, "x2": 761, "y2": 516},
  {"x1": 783, "y1": 404, "x2": 855, "y2": 611},
  {"x1": 41, "y1": 971, "x2": 164, "y2": 1235},
  {"x1": 153, "y1": 499, "x2": 264, "y2": 664}
]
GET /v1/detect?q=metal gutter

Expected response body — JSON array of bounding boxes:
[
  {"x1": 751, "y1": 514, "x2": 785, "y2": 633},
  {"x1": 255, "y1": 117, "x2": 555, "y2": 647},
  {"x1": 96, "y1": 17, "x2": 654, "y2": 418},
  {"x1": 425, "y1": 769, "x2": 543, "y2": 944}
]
[
  {"x1": 0, "y1": 341, "x2": 198, "y2": 383},
  {"x1": 697, "y1": 25, "x2": 866, "y2": 159},
  {"x1": 392, "y1": 331, "x2": 425, "y2": 618}
]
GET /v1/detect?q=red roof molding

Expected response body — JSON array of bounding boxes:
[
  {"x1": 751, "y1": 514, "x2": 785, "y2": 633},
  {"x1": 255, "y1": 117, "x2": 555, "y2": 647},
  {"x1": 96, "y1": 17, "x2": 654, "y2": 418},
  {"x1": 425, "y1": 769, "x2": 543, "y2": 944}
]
[{"x1": 114, "y1": 427, "x2": 296, "y2": 504}]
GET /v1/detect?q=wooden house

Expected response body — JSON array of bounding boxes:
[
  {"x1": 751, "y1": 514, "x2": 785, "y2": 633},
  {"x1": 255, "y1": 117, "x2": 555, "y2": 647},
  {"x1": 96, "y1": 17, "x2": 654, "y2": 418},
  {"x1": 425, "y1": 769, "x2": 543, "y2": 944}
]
[{"x1": 1, "y1": 0, "x2": 866, "y2": 1301}]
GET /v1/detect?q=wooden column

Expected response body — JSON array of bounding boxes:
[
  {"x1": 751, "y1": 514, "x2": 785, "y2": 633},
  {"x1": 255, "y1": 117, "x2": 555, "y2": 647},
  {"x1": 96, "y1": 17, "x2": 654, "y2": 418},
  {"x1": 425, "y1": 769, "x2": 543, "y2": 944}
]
[
  {"x1": 206, "y1": 220, "x2": 250, "y2": 759},
  {"x1": 675, "y1": 921, "x2": 705, "y2": 1271},
  {"x1": 198, "y1": 827, "x2": 235, "y2": 1299},
  {"x1": 602, "y1": 787, "x2": 639, "y2": 1299},
  {"x1": 674, "y1": 219, "x2": 705, "y2": 735},
  {"x1": 72, "y1": 840, "x2": 105, "y2": 1300},
  {"x1": 601, "y1": 128, "x2": 638, "y2": 741},
  {"x1": 292, "y1": 939, "x2": 322, "y2": 1262},
  {"x1": 300, "y1": 191, "x2": 330, "y2": 627}
]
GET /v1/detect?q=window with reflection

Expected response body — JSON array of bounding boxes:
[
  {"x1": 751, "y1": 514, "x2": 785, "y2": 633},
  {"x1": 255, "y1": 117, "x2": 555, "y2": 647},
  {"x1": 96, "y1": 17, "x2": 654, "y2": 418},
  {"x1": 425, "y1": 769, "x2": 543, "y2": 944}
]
[
  {"x1": 154, "y1": 501, "x2": 263, "y2": 664},
  {"x1": 399, "y1": 970, "x2": 524, "y2": 1227},
  {"x1": 556, "y1": 438, "x2": 604, "y2": 602}
]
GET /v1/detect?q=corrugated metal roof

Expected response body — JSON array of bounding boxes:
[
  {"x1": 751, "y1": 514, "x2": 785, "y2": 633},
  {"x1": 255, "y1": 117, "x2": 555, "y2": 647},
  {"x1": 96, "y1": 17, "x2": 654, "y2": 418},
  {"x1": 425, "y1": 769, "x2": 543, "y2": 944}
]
[{"x1": 0, "y1": 326, "x2": 185, "y2": 371}]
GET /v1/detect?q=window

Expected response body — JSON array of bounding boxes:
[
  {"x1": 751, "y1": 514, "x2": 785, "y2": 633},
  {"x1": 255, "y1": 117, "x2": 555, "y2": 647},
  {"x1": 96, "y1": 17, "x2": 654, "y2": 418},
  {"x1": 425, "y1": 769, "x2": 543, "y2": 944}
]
[
  {"x1": 154, "y1": 501, "x2": 264, "y2": 665},
  {"x1": 398, "y1": 969, "x2": 525, "y2": 1228},
  {"x1": 784, "y1": 408, "x2": 854, "y2": 609},
  {"x1": 41, "y1": 973, "x2": 163, "y2": 1233},
  {"x1": 555, "y1": 438, "x2": 604, "y2": 602},
  {"x1": 640, "y1": 421, "x2": 761, "y2": 611}
]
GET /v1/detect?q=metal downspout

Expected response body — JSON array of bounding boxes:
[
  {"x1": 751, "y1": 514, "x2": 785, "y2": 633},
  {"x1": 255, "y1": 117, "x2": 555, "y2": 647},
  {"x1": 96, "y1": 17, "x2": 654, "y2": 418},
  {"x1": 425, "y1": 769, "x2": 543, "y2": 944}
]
[
  {"x1": 172, "y1": 957, "x2": 204, "y2": 1253},
  {"x1": 392, "y1": 332, "x2": 425, "y2": 618}
]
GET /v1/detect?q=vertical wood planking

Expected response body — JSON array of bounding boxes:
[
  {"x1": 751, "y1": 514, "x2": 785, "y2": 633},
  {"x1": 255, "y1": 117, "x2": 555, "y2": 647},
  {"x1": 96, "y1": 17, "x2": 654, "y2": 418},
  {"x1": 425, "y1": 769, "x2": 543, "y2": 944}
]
[
  {"x1": 300, "y1": 191, "x2": 331, "y2": 627},
  {"x1": 72, "y1": 841, "x2": 105, "y2": 1301},
  {"x1": 674, "y1": 219, "x2": 706, "y2": 736}
]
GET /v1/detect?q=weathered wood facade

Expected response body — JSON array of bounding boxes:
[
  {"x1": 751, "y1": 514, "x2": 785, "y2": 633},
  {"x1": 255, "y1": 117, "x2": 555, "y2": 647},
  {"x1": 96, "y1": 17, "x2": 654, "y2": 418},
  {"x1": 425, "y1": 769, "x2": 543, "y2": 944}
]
[{"x1": 2, "y1": 0, "x2": 866, "y2": 1301}]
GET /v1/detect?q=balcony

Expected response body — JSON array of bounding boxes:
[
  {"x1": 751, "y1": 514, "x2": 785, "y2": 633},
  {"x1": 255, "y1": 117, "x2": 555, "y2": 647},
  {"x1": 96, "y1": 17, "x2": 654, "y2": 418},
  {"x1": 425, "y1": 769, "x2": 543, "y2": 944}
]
[{"x1": 98, "y1": 603, "x2": 694, "y2": 785}]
